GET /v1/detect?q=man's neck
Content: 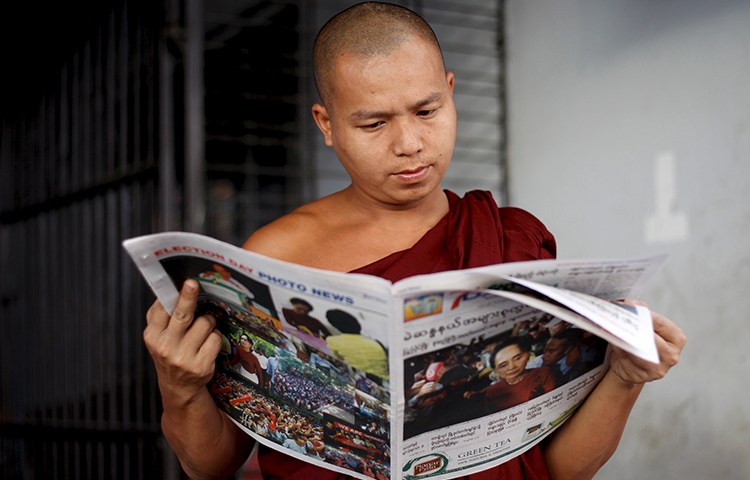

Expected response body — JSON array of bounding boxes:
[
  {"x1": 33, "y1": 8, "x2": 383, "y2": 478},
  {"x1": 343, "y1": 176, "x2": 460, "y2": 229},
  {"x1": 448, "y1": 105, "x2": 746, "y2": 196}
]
[{"x1": 343, "y1": 183, "x2": 448, "y2": 214}]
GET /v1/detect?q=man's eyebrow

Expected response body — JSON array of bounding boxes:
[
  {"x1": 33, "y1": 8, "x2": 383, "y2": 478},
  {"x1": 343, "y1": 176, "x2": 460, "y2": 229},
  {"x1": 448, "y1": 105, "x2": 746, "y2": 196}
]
[
  {"x1": 413, "y1": 91, "x2": 443, "y2": 109},
  {"x1": 350, "y1": 108, "x2": 392, "y2": 122},
  {"x1": 349, "y1": 92, "x2": 444, "y2": 121}
]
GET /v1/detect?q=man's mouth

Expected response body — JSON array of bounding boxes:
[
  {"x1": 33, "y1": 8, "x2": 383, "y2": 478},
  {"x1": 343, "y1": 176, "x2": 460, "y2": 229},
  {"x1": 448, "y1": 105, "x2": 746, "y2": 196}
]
[{"x1": 394, "y1": 165, "x2": 430, "y2": 182}]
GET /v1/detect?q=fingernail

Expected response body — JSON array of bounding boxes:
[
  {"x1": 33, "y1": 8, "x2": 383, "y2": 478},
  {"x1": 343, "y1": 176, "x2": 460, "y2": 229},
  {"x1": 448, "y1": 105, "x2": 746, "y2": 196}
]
[{"x1": 185, "y1": 280, "x2": 197, "y2": 292}]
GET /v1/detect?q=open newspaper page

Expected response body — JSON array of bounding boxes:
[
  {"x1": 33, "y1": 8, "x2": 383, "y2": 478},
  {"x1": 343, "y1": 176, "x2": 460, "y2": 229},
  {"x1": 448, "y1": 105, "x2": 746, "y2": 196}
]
[
  {"x1": 124, "y1": 232, "x2": 399, "y2": 480},
  {"x1": 392, "y1": 256, "x2": 664, "y2": 479},
  {"x1": 124, "y1": 232, "x2": 665, "y2": 480}
]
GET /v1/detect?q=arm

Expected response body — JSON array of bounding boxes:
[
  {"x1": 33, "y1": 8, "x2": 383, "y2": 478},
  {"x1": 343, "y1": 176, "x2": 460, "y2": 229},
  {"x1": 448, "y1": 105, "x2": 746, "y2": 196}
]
[
  {"x1": 144, "y1": 280, "x2": 253, "y2": 479},
  {"x1": 543, "y1": 309, "x2": 686, "y2": 479}
]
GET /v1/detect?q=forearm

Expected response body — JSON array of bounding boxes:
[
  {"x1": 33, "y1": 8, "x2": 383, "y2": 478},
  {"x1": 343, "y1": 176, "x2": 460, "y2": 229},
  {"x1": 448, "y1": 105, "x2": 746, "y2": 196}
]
[
  {"x1": 161, "y1": 387, "x2": 253, "y2": 480},
  {"x1": 543, "y1": 370, "x2": 643, "y2": 480},
  {"x1": 544, "y1": 309, "x2": 686, "y2": 479}
]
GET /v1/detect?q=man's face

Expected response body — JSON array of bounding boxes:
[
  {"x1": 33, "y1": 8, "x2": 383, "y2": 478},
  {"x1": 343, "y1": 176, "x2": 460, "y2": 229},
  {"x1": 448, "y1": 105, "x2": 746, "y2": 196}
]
[
  {"x1": 313, "y1": 37, "x2": 457, "y2": 207},
  {"x1": 293, "y1": 303, "x2": 311, "y2": 315},
  {"x1": 543, "y1": 338, "x2": 568, "y2": 366}
]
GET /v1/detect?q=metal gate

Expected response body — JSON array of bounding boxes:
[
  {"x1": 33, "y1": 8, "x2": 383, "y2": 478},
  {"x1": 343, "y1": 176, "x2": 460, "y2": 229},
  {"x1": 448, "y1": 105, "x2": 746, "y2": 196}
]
[
  {"x1": 1, "y1": 1, "x2": 173, "y2": 478},
  {"x1": 1, "y1": 0, "x2": 313, "y2": 477},
  {"x1": 0, "y1": 1, "x2": 505, "y2": 478}
]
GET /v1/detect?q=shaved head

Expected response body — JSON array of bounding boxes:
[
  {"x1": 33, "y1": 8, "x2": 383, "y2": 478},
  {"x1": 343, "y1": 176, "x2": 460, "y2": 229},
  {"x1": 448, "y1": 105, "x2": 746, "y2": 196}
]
[{"x1": 313, "y1": 2, "x2": 445, "y2": 106}]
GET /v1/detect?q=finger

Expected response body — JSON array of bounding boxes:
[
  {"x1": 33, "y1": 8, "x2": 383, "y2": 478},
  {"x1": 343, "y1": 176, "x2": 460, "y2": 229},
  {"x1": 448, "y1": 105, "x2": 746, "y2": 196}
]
[
  {"x1": 146, "y1": 299, "x2": 169, "y2": 330},
  {"x1": 608, "y1": 345, "x2": 656, "y2": 384},
  {"x1": 622, "y1": 298, "x2": 648, "y2": 308},
  {"x1": 651, "y1": 311, "x2": 687, "y2": 348},
  {"x1": 609, "y1": 343, "x2": 649, "y2": 371},
  {"x1": 652, "y1": 326, "x2": 682, "y2": 370},
  {"x1": 183, "y1": 313, "x2": 217, "y2": 349},
  {"x1": 164, "y1": 279, "x2": 200, "y2": 337},
  {"x1": 196, "y1": 328, "x2": 223, "y2": 365},
  {"x1": 144, "y1": 300, "x2": 170, "y2": 354}
]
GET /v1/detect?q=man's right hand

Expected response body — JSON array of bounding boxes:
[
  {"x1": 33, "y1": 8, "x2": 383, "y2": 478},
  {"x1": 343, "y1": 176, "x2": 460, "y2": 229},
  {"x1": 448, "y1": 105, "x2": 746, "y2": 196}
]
[
  {"x1": 144, "y1": 279, "x2": 223, "y2": 407},
  {"x1": 144, "y1": 280, "x2": 252, "y2": 478}
]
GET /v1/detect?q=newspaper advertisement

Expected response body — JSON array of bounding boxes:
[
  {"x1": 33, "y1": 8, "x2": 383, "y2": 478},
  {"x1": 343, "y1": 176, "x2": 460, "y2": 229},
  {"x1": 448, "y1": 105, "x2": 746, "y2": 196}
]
[{"x1": 123, "y1": 232, "x2": 665, "y2": 480}]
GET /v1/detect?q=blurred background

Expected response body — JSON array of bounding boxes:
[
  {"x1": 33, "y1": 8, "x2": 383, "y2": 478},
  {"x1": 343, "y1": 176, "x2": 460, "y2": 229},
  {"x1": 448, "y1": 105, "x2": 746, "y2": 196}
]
[{"x1": 1, "y1": 0, "x2": 747, "y2": 478}]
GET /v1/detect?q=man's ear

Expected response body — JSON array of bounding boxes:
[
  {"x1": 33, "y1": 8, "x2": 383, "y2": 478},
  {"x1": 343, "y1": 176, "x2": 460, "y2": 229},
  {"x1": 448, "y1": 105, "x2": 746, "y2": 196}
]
[
  {"x1": 312, "y1": 103, "x2": 334, "y2": 147},
  {"x1": 446, "y1": 71, "x2": 455, "y2": 93}
]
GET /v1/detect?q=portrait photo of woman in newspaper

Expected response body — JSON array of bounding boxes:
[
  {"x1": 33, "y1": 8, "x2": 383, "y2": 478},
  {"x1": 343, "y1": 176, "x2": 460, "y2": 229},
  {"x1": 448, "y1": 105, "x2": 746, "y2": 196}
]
[{"x1": 464, "y1": 336, "x2": 555, "y2": 414}]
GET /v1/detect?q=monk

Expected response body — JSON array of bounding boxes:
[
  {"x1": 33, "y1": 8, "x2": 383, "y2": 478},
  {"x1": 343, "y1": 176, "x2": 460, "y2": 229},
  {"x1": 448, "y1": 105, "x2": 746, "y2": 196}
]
[{"x1": 142, "y1": 3, "x2": 686, "y2": 479}]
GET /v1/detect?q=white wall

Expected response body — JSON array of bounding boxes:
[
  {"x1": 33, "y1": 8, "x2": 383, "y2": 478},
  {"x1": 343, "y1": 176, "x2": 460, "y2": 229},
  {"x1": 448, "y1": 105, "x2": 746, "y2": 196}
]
[{"x1": 505, "y1": 1, "x2": 750, "y2": 478}]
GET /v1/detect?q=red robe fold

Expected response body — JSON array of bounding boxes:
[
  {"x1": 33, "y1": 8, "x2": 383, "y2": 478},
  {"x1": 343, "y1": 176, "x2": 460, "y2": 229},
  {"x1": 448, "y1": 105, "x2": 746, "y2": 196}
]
[{"x1": 255, "y1": 190, "x2": 556, "y2": 480}]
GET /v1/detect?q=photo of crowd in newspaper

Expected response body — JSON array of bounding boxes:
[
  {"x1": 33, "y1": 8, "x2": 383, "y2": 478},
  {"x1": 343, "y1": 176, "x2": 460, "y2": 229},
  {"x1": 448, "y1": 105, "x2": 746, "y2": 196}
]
[
  {"x1": 158, "y1": 255, "x2": 392, "y2": 480},
  {"x1": 398, "y1": 290, "x2": 609, "y2": 479}
]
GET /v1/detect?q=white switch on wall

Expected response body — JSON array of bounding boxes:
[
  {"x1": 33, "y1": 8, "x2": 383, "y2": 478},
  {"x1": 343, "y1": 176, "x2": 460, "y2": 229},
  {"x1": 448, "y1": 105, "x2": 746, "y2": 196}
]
[{"x1": 644, "y1": 150, "x2": 690, "y2": 244}]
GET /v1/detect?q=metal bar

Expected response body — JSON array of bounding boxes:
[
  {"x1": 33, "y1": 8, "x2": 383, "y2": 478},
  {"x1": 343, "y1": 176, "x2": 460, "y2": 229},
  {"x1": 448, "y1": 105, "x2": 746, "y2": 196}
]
[
  {"x1": 118, "y1": 186, "x2": 146, "y2": 432},
  {"x1": 45, "y1": 93, "x2": 55, "y2": 203},
  {"x1": 106, "y1": 191, "x2": 118, "y2": 429},
  {"x1": 106, "y1": 8, "x2": 117, "y2": 178},
  {"x1": 37, "y1": 215, "x2": 50, "y2": 422},
  {"x1": 297, "y1": 0, "x2": 315, "y2": 205},
  {"x1": 159, "y1": 0, "x2": 178, "y2": 231},
  {"x1": 0, "y1": 121, "x2": 9, "y2": 209},
  {"x1": 103, "y1": 8, "x2": 119, "y2": 432},
  {"x1": 118, "y1": 1, "x2": 129, "y2": 176},
  {"x1": 119, "y1": 186, "x2": 133, "y2": 432},
  {"x1": 94, "y1": 29, "x2": 104, "y2": 183},
  {"x1": 59, "y1": 63, "x2": 70, "y2": 195},
  {"x1": 27, "y1": 114, "x2": 36, "y2": 206},
  {"x1": 185, "y1": 0, "x2": 206, "y2": 233},
  {"x1": 94, "y1": 195, "x2": 105, "y2": 430},
  {"x1": 73, "y1": 202, "x2": 87, "y2": 426},
  {"x1": 82, "y1": 39, "x2": 92, "y2": 188},
  {"x1": 21, "y1": 225, "x2": 30, "y2": 420},
  {"x1": 92, "y1": 25, "x2": 106, "y2": 431},
  {"x1": 142, "y1": 6, "x2": 157, "y2": 171},
  {"x1": 35, "y1": 99, "x2": 44, "y2": 207},
  {"x1": 131, "y1": 4, "x2": 142, "y2": 174},
  {"x1": 71, "y1": 50, "x2": 81, "y2": 195},
  {"x1": 496, "y1": 0, "x2": 508, "y2": 204},
  {"x1": 130, "y1": 184, "x2": 145, "y2": 427}
]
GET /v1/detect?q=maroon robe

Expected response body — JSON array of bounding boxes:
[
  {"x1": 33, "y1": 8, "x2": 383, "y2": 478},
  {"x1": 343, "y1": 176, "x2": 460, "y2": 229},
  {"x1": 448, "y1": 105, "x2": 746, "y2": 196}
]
[
  {"x1": 482, "y1": 366, "x2": 557, "y2": 414},
  {"x1": 255, "y1": 190, "x2": 556, "y2": 480}
]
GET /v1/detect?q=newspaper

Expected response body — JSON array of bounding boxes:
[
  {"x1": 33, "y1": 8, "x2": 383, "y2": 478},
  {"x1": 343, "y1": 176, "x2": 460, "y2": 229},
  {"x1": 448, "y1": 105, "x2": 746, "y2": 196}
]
[{"x1": 123, "y1": 232, "x2": 665, "y2": 480}]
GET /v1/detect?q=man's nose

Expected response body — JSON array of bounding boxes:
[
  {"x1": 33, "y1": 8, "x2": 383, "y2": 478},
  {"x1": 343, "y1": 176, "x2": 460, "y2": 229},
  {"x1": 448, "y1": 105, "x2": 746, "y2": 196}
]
[{"x1": 392, "y1": 118, "x2": 424, "y2": 156}]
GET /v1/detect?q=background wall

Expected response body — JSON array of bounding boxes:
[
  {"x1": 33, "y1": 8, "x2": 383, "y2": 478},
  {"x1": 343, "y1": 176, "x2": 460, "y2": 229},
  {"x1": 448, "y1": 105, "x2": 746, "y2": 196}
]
[{"x1": 505, "y1": 0, "x2": 750, "y2": 478}]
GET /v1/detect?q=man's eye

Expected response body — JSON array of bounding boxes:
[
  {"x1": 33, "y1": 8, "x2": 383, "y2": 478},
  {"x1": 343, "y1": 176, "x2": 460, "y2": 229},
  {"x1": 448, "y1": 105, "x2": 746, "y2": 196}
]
[
  {"x1": 418, "y1": 109, "x2": 437, "y2": 118},
  {"x1": 361, "y1": 121, "x2": 384, "y2": 130}
]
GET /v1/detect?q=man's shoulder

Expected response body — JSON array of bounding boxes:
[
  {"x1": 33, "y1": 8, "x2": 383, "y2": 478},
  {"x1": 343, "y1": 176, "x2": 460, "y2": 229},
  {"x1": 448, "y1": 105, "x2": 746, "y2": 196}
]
[
  {"x1": 242, "y1": 192, "x2": 361, "y2": 267},
  {"x1": 456, "y1": 189, "x2": 545, "y2": 227},
  {"x1": 242, "y1": 202, "x2": 325, "y2": 261},
  {"x1": 448, "y1": 189, "x2": 556, "y2": 261}
]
